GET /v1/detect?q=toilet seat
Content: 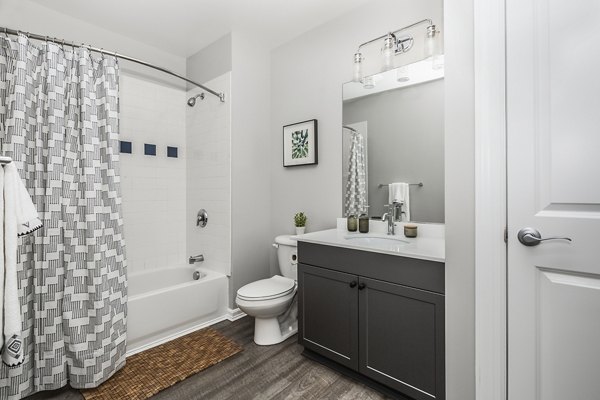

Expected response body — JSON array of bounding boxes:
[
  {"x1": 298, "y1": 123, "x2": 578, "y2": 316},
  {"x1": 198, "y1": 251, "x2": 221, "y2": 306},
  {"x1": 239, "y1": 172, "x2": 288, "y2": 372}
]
[{"x1": 237, "y1": 275, "x2": 296, "y2": 301}]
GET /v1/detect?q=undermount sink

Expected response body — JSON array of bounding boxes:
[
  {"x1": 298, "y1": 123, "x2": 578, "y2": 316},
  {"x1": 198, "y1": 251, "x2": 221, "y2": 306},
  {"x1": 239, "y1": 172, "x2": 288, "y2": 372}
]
[{"x1": 343, "y1": 234, "x2": 410, "y2": 245}]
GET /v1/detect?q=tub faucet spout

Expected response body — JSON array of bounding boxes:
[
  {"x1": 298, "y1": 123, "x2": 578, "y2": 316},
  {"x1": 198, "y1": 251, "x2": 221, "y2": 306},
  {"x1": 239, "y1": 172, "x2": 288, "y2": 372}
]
[{"x1": 189, "y1": 254, "x2": 205, "y2": 264}]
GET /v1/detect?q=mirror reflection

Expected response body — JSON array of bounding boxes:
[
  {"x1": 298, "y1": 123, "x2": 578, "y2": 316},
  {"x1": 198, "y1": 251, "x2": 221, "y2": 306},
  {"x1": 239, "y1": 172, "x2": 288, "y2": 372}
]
[{"x1": 342, "y1": 59, "x2": 445, "y2": 223}]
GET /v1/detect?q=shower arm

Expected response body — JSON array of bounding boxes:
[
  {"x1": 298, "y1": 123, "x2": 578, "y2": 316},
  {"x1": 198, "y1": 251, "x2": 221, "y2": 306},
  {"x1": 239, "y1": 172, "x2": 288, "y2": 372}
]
[{"x1": 0, "y1": 26, "x2": 226, "y2": 103}]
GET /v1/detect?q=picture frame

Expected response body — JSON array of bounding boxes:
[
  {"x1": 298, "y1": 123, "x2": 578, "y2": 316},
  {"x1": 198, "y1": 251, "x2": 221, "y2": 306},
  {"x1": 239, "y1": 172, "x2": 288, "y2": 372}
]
[{"x1": 282, "y1": 119, "x2": 318, "y2": 167}]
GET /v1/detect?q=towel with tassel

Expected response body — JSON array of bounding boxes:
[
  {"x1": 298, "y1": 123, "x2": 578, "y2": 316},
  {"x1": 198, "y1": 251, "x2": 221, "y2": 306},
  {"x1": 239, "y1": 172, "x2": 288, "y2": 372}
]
[
  {"x1": 388, "y1": 182, "x2": 411, "y2": 221},
  {"x1": 1, "y1": 163, "x2": 42, "y2": 366}
]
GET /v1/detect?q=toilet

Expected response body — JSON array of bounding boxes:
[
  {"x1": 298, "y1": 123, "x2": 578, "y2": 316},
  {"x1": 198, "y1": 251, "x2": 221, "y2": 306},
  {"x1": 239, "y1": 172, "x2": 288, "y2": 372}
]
[{"x1": 236, "y1": 235, "x2": 298, "y2": 345}]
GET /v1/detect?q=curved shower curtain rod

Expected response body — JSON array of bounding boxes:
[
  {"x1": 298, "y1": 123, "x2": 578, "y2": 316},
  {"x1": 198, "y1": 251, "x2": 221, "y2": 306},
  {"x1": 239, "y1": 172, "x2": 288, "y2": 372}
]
[{"x1": 0, "y1": 26, "x2": 226, "y2": 102}]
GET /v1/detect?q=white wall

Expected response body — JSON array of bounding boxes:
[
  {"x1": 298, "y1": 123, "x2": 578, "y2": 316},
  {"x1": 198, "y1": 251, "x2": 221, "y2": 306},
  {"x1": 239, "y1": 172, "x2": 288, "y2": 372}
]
[
  {"x1": 444, "y1": 0, "x2": 476, "y2": 398},
  {"x1": 186, "y1": 32, "x2": 272, "y2": 307},
  {"x1": 186, "y1": 72, "x2": 232, "y2": 277},
  {"x1": 120, "y1": 75, "x2": 187, "y2": 273},
  {"x1": 0, "y1": 0, "x2": 186, "y2": 81},
  {"x1": 186, "y1": 34, "x2": 232, "y2": 88},
  {"x1": 229, "y1": 31, "x2": 273, "y2": 307},
  {"x1": 269, "y1": 0, "x2": 443, "y2": 272}
]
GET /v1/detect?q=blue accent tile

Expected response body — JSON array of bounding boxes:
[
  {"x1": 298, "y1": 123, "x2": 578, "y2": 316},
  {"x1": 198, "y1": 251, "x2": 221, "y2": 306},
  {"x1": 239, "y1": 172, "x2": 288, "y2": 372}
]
[
  {"x1": 167, "y1": 146, "x2": 178, "y2": 158},
  {"x1": 120, "y1": 140, "x2": 132, "y2": 154},
  {"x1": 144, "y1": 143, "x2": 156, "y2": 156}
]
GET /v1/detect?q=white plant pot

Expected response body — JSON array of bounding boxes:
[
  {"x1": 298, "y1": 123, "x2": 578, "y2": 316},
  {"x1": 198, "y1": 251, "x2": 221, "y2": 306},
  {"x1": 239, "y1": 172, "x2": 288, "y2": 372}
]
[{"x1": 295, "y1": 227, "x2": 305, "y2": 235}]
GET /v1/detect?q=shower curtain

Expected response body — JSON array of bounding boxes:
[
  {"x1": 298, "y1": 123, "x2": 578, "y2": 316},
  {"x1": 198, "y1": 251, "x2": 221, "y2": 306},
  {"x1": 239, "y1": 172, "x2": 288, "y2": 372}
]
[
  {"x1": 0, "y1": 34, "x2": 127, "y2": 399},
  {"x1": 344, "y1": 128, "x2": 368, "y2": 216}
]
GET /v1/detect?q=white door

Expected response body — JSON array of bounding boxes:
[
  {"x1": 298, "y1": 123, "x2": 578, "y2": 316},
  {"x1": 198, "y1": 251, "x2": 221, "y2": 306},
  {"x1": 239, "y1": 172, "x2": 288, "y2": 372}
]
[{"x1": 507, "y1": 0, "x2": 600, "y2": 399}]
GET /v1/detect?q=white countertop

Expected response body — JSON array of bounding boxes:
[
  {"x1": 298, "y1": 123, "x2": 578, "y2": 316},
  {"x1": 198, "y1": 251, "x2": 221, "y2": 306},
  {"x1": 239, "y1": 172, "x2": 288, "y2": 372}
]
[{"x1": 294, "y1": 220, "x2": 445, "y2": 263}]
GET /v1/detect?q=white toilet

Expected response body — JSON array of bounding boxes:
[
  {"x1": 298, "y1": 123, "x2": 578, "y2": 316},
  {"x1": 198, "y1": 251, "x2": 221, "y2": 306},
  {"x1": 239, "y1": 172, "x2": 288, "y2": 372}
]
[{"x1": 236, "y1": 235, "x2": 298, "y2": 345}]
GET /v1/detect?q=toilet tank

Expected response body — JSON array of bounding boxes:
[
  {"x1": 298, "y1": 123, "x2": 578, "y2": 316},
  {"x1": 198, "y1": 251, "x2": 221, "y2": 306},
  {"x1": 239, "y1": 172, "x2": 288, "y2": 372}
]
[{"x1": 274, "y1": 235, "x2": 298, "y2": 280}]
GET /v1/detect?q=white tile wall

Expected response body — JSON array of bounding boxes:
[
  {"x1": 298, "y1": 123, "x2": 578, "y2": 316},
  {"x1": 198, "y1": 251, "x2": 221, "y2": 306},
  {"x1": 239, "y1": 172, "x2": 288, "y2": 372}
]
[
  {"x1": 119, "y1": 73, "x2": 187, "y2": 273},
  {"x1": 186, "y1": 72, "x2": 232, "y2": 276}
]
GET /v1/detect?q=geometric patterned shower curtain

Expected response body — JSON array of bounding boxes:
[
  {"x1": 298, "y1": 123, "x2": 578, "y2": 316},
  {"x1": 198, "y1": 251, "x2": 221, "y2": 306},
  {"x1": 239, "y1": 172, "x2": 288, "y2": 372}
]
[
  {"x1": 344, "y1": 127, "x2": 368, "y2": 216},
  {"x1": 0, "y1": 34, "x2": 127, "y2": 399}
]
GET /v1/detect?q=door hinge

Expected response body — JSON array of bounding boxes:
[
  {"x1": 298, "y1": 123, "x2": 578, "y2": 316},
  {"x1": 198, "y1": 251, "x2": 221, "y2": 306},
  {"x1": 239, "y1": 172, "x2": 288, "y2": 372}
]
[{"x1": 504, "y1": 227, "x2": 508, "y2": 243}]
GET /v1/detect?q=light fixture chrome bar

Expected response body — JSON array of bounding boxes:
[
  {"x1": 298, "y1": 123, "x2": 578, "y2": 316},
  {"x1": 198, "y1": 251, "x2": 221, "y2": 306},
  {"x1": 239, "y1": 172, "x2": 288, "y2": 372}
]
[
  {"x1": 378, "y1": 182, "x2": 423, "y2": 188},
  {"x1": 356, "y1": 19, "x2": 433, "y2": 52},
  {"x1": 0, "y1": 27, "x2": 225, "y2": 102}
]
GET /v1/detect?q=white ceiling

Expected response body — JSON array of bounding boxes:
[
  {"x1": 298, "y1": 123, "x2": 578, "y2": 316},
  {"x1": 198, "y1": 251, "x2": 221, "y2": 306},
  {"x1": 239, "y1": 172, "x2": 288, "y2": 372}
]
[{"x1": 29, "y1": 0, "x2": 372, "y2": 57}]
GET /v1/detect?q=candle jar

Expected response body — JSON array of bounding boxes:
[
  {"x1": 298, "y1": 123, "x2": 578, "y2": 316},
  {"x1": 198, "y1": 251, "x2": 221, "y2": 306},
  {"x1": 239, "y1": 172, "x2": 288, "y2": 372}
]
[{"x1": 404, "y1": 224, "x2": 418, "y2": 238}]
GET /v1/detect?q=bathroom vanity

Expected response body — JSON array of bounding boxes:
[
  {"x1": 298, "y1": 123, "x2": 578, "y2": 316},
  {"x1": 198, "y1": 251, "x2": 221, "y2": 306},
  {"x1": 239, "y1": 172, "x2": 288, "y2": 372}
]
[{"x1": 296, "y1": 225, "x2": 445, "y2": 400}]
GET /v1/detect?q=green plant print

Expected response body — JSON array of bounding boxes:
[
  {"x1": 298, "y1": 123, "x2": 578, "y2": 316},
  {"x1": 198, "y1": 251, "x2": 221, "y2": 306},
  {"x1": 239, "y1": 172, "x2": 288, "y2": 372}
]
[{"x1": 291, "y1": 129, "x2": 309, "y2": 159}]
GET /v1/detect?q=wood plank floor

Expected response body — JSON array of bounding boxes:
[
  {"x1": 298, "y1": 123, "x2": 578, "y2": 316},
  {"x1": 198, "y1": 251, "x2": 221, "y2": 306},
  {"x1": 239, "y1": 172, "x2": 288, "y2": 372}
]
[{"x1": 28, "y1": 317, "x2": 390, "y2": 400}]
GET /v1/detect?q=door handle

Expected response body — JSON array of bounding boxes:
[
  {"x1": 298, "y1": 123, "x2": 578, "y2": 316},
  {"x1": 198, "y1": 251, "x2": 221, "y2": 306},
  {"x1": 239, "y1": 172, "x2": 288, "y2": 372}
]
[
  {"x1": 349, "y1": 281, "x2": 357, "y2": 288},
  {"x1": 517, "y1": 227, "x2": 572, "y2": 247}
]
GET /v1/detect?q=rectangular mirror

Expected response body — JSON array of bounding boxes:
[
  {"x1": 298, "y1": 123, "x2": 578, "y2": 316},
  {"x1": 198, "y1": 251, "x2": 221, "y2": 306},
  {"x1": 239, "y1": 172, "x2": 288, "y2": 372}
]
[{"x1": 342, "y1": 59, "x2": 444, "y2": 223}]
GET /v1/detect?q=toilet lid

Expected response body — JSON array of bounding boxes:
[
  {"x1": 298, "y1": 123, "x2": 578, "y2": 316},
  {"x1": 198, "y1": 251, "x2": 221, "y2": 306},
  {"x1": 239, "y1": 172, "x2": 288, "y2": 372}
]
[{"x1": 237, "y1": 275, "x2": 296, "y2": 301}]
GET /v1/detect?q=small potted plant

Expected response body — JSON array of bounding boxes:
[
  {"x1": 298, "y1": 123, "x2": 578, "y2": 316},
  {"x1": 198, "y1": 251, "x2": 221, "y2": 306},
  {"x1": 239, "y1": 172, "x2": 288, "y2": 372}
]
[{"x1": 294, "y1": 212, "x2": 307, "y2": 235}]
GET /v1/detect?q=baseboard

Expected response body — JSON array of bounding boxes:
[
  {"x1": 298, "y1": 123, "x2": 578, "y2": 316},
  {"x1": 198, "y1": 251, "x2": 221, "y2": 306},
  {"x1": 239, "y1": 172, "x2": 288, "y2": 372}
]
[
  {"x1": 226, "y1": 307, "x2": 246, "y2": 321},
  {"x1": 126, "y1": 314, "x2": 230, "y2": 357}
]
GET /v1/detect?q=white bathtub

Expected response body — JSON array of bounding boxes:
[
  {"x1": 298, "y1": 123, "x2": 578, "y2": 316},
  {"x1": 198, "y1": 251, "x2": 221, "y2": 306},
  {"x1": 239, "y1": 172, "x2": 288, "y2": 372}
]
[{"x1": 127, "y1": 266, "x2": 228, "y2": 354}]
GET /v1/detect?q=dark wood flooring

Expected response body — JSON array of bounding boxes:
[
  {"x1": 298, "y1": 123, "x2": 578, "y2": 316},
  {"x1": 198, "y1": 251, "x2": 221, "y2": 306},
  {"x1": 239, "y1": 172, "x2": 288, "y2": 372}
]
[{"x1": 28, "y1": 317, "x2": 389, "y2": 400}]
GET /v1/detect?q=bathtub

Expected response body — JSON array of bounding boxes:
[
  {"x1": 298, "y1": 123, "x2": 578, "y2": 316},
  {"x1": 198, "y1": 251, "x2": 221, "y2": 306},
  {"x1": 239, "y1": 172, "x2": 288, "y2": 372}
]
[{"x1": 127, "y1": 266, "x2": 228, "y2": 355}]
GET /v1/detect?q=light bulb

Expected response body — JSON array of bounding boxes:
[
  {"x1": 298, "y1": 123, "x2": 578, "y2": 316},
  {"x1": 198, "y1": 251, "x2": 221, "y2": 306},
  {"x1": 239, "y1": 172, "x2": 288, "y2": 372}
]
[
  {"x1": 424, "y1": 25, "x2": 444, "y2": 69},
  {"x1": 424, "y1": 25, "x2": 440, "y2": 58},
  {"x1": 353, "y1": 52, "x2": 363, "y2": 83},
  {"x1": 381, "y1": 35, "x2": 395, "y2": 71}
]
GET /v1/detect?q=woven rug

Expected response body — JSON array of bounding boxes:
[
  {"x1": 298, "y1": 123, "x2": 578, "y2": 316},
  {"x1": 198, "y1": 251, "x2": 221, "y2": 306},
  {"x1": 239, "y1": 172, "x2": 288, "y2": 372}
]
[{"x1": 80, "y1": 327, "x2": 243, "y2": 400}]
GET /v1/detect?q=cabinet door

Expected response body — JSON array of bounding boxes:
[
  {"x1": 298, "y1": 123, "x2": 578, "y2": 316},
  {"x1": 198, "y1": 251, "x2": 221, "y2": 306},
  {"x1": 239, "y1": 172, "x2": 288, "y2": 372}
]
[
  {"x1": 298, "y1": 263, "x2": 359, "y2": 370},
  {"x1": 359, "y1": 277, "x2": 445, "y2": 400}
]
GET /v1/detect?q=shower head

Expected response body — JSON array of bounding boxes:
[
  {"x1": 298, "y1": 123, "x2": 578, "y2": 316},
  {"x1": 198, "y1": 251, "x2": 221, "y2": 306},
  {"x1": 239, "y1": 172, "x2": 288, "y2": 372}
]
[{"x1": 187, "y1": 93, "x2": 205, "y2": 107}]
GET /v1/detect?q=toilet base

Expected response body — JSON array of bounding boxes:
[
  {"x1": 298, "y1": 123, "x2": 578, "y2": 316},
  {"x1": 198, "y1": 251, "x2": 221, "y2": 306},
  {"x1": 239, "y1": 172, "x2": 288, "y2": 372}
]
[{"x1": 254, "y1": 317, "x2": 298, "y2": 346}]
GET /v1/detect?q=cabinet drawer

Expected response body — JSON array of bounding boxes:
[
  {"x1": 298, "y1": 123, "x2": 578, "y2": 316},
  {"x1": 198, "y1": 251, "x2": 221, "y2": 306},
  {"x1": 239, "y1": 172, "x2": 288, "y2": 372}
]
[
  {"x1": 298, "y1": 241, "x2": 445, "y2": 294},
  {"x1": 298, "y1": 263, "x2": 359, "y2": 370}
]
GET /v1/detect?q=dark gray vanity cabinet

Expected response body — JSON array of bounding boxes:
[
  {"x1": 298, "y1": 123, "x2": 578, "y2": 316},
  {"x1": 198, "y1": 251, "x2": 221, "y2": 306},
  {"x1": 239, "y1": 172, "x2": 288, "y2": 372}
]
[{"x1": 298, "y1": 241, "x2": 445, "y2": 400}]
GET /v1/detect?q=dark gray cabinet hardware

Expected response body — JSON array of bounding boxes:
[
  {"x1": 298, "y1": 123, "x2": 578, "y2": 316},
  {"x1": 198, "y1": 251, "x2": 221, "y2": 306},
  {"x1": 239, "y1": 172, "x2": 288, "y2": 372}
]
[
  {"x1": 358, "y1": 282, "x2": 366, "y2": 290},
  {"x1": 349, "y1": 281, "x2": 357, "y2": 288}
]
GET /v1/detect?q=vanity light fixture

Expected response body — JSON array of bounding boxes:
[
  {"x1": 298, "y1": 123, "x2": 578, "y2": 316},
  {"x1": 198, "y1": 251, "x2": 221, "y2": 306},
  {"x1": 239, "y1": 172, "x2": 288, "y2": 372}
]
[{"x1": 352, "y1": 19, "x2": 441, "y2": 80}]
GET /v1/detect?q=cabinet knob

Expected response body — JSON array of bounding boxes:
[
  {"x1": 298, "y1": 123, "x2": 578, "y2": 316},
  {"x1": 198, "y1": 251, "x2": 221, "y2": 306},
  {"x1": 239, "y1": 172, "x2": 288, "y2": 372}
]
[
  {"x1": 349, "y1": 281, "x2": 357, "y2": 288},
  {"x1": 358, "y1": 283, "x2": 366, "y2": 290}
]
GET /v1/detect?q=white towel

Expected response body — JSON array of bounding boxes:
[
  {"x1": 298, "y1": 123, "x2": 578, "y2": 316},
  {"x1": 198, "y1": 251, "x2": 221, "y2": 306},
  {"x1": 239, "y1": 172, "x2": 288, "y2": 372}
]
[
  {"x1": 1, "y1": 163, "x2": 42, "y2": 366},
  {"x1": 388, "y1": 182, "x2": 410, "y2": 221}
]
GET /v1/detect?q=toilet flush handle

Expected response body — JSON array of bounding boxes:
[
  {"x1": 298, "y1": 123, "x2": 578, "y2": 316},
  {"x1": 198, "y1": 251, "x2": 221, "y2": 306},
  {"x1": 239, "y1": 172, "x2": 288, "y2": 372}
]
[{"x1": 272, "y1": 243, "x2": 279, "y2": 249}]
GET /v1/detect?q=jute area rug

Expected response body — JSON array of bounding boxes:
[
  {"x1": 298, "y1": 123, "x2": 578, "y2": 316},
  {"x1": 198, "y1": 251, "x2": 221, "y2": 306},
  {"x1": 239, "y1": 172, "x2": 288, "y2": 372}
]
[{"x1": 80, "y1": 327, "x2": 243, "y2": 400}]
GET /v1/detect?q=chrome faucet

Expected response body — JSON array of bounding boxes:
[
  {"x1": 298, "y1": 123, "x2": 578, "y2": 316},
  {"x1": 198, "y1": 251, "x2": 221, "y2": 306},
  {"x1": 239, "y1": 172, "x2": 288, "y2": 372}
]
[
  {"x1": 381, "y1": 204, "x2": 396, "y2": 235},
  {"x1": 381, "y1": 202, "x2": 404, "y2": 235},
  {"x1": 188, "y1": 254, "x2": 205, "y2": 264}
]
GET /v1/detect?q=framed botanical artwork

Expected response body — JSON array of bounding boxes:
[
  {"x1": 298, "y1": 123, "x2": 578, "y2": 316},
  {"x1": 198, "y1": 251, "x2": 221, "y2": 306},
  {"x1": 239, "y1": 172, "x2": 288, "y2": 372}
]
[{"x1": 282, "y1": 119, "x2": 318, "y2": 167}]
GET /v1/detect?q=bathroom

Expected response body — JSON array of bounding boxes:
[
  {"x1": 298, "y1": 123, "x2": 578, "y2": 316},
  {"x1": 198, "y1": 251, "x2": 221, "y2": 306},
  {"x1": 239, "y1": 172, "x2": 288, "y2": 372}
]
[{"x1": 0, "y1": 0, "x2": 598, "y2": 399}]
